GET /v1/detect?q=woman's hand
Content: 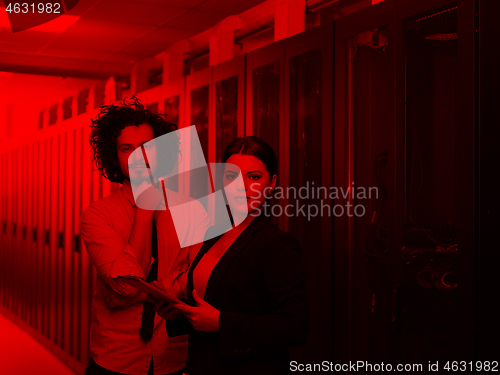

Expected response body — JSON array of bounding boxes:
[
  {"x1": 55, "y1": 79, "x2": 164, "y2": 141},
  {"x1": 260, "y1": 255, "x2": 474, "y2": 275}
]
[
  {"x1": 100, "y1": 284, "x2": 146, "y2": 309},
  {"x1": 172, "y1": 289, "x2": 220, "y2": 332}
]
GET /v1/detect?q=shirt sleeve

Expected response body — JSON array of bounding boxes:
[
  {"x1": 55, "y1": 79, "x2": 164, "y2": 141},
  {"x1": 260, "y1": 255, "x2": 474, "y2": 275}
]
[
  {"x1": 80, "y1": 204, "x2": 146, "y2": 296},
  {"x1": 218, "y1": 233, "x2": 309, "y2": 357}
]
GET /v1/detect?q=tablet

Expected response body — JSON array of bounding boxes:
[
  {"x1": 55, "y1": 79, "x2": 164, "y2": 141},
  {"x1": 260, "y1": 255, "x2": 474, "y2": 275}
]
[{"x1": 118, "y1": 276, "x2": 181, "y2": 304}]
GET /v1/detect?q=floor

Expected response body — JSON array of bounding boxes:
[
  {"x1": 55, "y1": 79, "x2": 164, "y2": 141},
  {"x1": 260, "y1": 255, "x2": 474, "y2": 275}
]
[{"x1": 0, "y1": 312, "x2": 78, "y2": 375}]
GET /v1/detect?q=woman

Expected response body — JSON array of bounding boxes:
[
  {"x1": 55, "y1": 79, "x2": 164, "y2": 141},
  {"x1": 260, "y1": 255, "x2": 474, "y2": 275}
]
[{"x1": 157, "y1": 136, "x2": 309, "y2": 375}]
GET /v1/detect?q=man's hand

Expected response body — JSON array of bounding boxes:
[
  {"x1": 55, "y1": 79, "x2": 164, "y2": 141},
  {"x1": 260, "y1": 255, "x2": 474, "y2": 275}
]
[
  {"x1": 147, "y1": 280, "x2": 183, "y2": 320},
  {"x1": 100, "y1": 284, "x2": 147, "y2": 309},
  {"x1": 171, "y1": 289, "x2": 220, "y2": 332},
  {"x1": 134, "y1": 181, "x2": 164, "y2": 211},
  {"x1": 146, "y1": 295, "x2": 182, "y2": 320}
]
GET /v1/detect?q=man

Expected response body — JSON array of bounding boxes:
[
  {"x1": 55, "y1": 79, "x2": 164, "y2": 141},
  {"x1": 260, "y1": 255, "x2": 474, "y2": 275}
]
[{"x1": 81, "y1": 97, "x2": 209, "y2": 375}]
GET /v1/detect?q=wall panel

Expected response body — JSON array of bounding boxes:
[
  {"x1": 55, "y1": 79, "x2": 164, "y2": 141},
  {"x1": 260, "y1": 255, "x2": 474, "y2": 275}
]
[
  {"x1": 212, "y1": 55, "x2": 245, "y2": 163},
  {"x1": 246, "y1": 41, "x2": 285, "y2": 228},
  {"x1": 186, "y1": 68, "x2": 211, "y2": 211},
  {"x1": 36, "y1": 140, "x2": 45, "y2": 333},
  {"x1": 162, "y1": 76, "x2": 185, "y2": 193},
  {"x1": 62, "y1": 131, "x2": 72, "y2": 358},
  {"x1": 334, "y1": 2, "x2": 392, "y2": 362},
  {"x1": 49, "y1": 136, "x2": 59, "y2": 346},
  {"x1": 284, "y1": 22, "x2": 334, "y2": 363},
  {"x1": 28, "y1": 143, "x2": 35, "y2": 327},
  {"x1": 56, "y1": 134, "x2": 65, "y2": 351},
  {"x1": 20, "y1": 146, "x2": 27, "y2": 322},
  {"x1": 0, "y1": 154, "x2": 5, "y2": 306},
  {"x1": 72, "y1": 129, "x2": 79, "y2": 360},
  {"x1": 13, "y1": 149, "x2": 19, "y2": 315},
  {"x1": 6, "y1": 152, "x2": 13, "y2": 310},
  {"x1": 73, "y1": 127, "x2": 84, "y2": 364},
  {"x1": 42, "y1": 138, "x2": 51, "y2": 338},
  {"x1": 80, "y1": 124, "x2": 93, "y2": 372}
]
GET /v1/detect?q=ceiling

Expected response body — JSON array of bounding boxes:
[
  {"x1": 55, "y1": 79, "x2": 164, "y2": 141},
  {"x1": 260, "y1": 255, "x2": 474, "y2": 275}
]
[
  {"x1": 0, "y1": 0, "x2": 267, "y2": 110},
  {"x1": 0, "y1": 0, "x2": 269, "y2": 77},
  {"x1": 0, "y1": 0, "x2": 375, "y2": 110}
]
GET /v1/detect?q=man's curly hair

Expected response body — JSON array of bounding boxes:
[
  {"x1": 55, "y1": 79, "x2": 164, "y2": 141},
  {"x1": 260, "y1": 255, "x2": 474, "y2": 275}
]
[{"x1": 89, "y1": 96, "x2": 179, "y2": 184}]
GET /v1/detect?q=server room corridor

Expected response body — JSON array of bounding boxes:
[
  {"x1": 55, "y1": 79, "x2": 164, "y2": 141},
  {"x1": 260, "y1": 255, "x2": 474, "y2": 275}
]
[{"x1": 0, "y1": 0, "x2": 495, "y2": 374}]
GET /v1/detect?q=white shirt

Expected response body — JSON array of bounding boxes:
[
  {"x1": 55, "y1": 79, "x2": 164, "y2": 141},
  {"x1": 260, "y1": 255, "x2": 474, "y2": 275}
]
[{"x1": 81, "y1": 180, "x2": 208, "y2": 374}]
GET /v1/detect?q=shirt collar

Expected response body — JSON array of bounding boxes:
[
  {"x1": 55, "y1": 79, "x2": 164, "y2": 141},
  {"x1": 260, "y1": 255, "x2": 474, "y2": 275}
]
[{"x1": 122, "y1": 179, "x2": 136, "y2": 207}]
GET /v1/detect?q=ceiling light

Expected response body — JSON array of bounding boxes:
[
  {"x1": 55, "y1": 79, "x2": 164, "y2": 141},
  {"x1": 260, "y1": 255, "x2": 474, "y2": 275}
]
[{"x1": 0, "y1": 7, "x2": 80, "y2": 33}]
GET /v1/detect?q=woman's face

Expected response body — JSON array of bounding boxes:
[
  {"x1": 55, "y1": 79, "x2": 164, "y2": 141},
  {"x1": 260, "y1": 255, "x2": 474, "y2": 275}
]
[{"x1": 223, "y1": 154, "x2": 276, "y2": 215}]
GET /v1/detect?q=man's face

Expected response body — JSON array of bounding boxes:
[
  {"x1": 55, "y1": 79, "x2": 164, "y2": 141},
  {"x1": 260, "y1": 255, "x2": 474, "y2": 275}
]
[{"x1": 116, "y1": 123, "x2": 157, "y2": 183}]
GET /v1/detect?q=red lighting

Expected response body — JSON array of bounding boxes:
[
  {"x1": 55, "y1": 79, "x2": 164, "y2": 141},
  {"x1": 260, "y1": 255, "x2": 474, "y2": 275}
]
[
  {"x1": 0, "y1": 7, "x2": 79, "y2": 33},
  {"x1": 425, "y1": 33, "x2": 458, "y2": 41}
]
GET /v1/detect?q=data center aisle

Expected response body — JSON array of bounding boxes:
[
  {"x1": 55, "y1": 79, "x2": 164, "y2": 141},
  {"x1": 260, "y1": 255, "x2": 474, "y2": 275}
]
[{"x1": 0, "y1": 312, "x2": 78, "y2": 375}]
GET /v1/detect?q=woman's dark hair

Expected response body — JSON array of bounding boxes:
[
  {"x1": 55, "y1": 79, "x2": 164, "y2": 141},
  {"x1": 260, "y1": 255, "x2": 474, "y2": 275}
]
[
  {"x1": 89, "y1": 96, "x2": 179, "y2": 184},
  {"x1": 222, "y1": 136, "x2": 277, "y2": 177}
]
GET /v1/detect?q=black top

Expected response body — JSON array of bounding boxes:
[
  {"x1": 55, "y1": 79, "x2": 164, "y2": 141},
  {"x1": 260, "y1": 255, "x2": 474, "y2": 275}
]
[{"x1": 166, "y1": 214, "x2": 309, "y2": 375}]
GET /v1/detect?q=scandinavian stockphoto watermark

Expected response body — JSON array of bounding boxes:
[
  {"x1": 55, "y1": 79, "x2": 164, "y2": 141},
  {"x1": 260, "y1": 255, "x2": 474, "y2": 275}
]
[{"x1": 251, "y1": 181, "x2": 379, "y2": 221}]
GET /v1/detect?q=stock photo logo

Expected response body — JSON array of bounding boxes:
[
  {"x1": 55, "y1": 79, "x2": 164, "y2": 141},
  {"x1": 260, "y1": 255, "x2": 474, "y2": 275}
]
[
  {"x1": 2, "y1": 1, "x2": 79, "y2": 33},
  {"x1": 129, "y1": 126, "x2": 248, "y2": 248}
]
